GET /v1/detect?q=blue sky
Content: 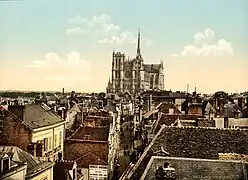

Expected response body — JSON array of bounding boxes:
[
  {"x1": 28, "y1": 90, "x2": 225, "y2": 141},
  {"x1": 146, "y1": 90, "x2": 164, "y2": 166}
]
[{"x1": 0, "y1": 0, "x2": 247, "y2": 93}]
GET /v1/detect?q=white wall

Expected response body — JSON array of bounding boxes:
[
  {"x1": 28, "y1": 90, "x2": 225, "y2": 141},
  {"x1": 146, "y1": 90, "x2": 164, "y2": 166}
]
[
  {"x1": 1, "y1": 165, "x2": 27, "y2": 180},
  {"x1": 81, "y1": 168, "x2": 89, "y2": 180},
  {"x1": 31, "y1": 166, "x2": 53, "y2": 180},
  {"x1": 31, "y1": 124, "x2": 64, "y2": 161},
  {"x1": 215, "y1": 118, "x2": 248, "y2": 128},
  {"x1": 215, "y1": 118, "x2": 224, "y2": 128},
  {"x1": 175, "y1": 98, "x2": 186, "y2": 112}
]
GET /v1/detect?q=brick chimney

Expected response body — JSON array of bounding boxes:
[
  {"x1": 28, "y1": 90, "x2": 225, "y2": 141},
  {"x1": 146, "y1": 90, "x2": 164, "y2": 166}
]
[
  {"x1": 219, "y1": 98, "x2": 224, "y2": 116},
  {"x1": 8, "y1": 105, "x2": 25, "y2": 120},
  {"x1": 224, "y1": 117, "x2": 228, "y2": 128}
]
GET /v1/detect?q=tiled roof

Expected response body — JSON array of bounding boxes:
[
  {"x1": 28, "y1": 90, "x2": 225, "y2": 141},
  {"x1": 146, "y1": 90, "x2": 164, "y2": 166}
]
[
  {"x1": 69, "y1": 126, "x2": 109, "y2": 141},
  {"x1": 144, "y1": 64, "x2": 160, "y2": 73},
  {"x1": 75, "y1": 152, "x2": 107, "y2": 168},
  {"x1": 125, "y1": 125, "x2": 248, "y2": 179},
  {"x1": 64, "y1": 140, "x2": 109, "y2": 169},
  {"x1": 9, "y1": 103, "x2": 65, "y2": 129}
]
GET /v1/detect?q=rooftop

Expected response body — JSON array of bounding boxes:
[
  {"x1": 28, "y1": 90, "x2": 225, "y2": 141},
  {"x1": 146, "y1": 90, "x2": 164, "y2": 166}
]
[
  {"x1": 0, "y1": 146, "x2": 54, "y2": 178},
  {"x1": 8, "y1": 103, "x2": 65, "y2": 129}
]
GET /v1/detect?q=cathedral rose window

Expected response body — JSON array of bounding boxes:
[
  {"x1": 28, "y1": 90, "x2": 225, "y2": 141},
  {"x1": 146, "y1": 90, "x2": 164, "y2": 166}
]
[{"x1": 125, "y1": 71, "x2": 132, "y2": 79}]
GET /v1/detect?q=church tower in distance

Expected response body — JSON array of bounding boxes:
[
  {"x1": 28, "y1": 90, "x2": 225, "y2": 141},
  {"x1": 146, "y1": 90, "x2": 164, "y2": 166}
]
[{"x1": 107, "y1": 29, "x2": 164, "y2": 95}]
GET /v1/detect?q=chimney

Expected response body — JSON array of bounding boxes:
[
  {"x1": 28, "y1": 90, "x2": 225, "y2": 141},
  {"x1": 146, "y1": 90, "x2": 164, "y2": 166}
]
[
  {"x1": 36, "y1": 141, "x2": 44, "y2": 157},
  {"x1": 61, "y1": 108, "x2": 64, "y2": 119},
  {"x1": 27, "y1": 143, "x2": 37, "y2": 156},
  {"x1": 58, "y1": 152, "x2": 62, "y2": 161},
  {"x1": 1, "y1": 155, "x2": 10, "y2": 173},
  {"x1": 224, "y1": 117, "x2": 228, "y2": 128},
  {"x1": 62, "y1": 88, "x2": 64, "y2": 95},
  {"x1": 8, "y1": 105, "x2": 25, "y2": 120},
  {"x1": 149, "y1": 95, "x2": 153, "y2": 111},
  {"x1": 219, "y1": 98, "x2": 224, "y2": 116}
]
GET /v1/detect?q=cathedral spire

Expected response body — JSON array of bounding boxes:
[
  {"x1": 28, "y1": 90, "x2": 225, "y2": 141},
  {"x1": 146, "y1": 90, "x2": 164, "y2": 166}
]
[{"x1": 137, "y1": 28, "x2": 141, "y2": 57}]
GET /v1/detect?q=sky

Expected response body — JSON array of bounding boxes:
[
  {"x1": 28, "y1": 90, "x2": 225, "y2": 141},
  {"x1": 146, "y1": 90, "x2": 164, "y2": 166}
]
[{"x1": 0, "y1": 0, "x2": 247, "y2": 94}]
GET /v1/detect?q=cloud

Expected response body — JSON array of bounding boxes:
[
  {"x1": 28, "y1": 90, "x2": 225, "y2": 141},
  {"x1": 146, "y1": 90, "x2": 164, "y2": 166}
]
[
  {"x1": 172, "y1": 28, "x2": 233, "y2": 57},
  {"x1": 25, "y1": 51, "x2": 91, "y2": 87},
  {"x1": 98, "y1": 31, "x2": 152, "y2": 46},
  {"x1": 66, "y1": 13, "x2": 120, "y2": 35},
  {"x1": 194, "y1": 28, "x2": 215, "y2": 44},
  {"x1": 66, "y1": 13, "x2": 152, "y2": 46},
  {"x1": 65, "y1": 27, "x2": 85, "y2": 35}
]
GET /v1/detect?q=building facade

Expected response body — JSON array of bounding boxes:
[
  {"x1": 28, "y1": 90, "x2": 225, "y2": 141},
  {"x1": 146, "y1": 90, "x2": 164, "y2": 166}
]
[
  {"x1": 107, "y1": 30, "x2": 164, "y2": 95},
  {"x1": 0, "y1": 103, "x2": 65, "y2": 162}
]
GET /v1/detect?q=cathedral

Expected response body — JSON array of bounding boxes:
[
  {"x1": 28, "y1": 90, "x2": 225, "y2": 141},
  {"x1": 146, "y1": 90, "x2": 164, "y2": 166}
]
[{"x1": 106, "y1": 29, "x2": 164, "y2": 95}]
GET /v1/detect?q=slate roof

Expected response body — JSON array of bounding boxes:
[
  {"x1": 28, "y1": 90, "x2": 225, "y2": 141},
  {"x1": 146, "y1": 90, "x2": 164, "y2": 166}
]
[
  {"x1": 0, "y1": 146, "x2": 54, "y2": 178},
  {"x1": 152, "y1": 114, "x2": 201, "y2": 134},
  {"x1": 75, "y1": 152, "x2": 108, "y2": 168},
  {"x1": 8, "y1": 103, "x2": 65, "y2": 129},
  {"x1": 144, "y1": 102, "x2": 181, "y2": 119},
  {"x1": 69, "y1": 126, "x2": 109, "y2": 141},
  {"x1": 64, "y1": 140, "x2": 109, "y2": 169},
  {"x1": 123, "y1": 125, "x2": 248, "y2": 179},
  {"x1": 144, "y1": 64, "x2": 161, "y2": 73},
  {"x1": 46, "y1": 95, "x2": 58, "y2": 102},
  {"x1": 141, "y1": 156, "x2": 247, "y2": 180}
]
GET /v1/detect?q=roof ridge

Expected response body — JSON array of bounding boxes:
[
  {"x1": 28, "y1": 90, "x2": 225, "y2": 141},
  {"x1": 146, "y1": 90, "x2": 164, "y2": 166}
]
[
  {"x1": 68, "y1": 126, "x2": 81, "y2": 139},
  {"x1": 126, "y1": 124, "x2": 166, "y2": 178},
  {"x1": 75, "y1": 151, "x2": 107, "y2": 165}
]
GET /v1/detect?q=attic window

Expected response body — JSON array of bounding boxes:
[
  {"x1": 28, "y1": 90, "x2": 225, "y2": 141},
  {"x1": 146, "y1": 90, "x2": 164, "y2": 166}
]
[
  {"x1": 169, "y1": 108, "x2": 174, "y2": 115},
  {"x1": 84, "y1": 135, "x2": 91, "y2": 140}
]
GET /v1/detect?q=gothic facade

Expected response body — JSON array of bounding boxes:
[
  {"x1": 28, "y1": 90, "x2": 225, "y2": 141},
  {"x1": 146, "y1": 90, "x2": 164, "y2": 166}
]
[{"x1": 107, "y1": 30, "x2": 164, "y2": 95}]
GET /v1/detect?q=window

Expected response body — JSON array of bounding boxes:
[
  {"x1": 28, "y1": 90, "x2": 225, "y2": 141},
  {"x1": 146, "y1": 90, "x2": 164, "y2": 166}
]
[
  {"x1": 59, "y1": 131, "x2": 62, "y2": 145},
  {"x1": 49, "y1": 137, "x2": 52, "y2": 150},
  {"x1": 73, "y1": 169, "x2": 76, "y2": 180},
  {"x1": 89, "y1": 165, "x2": 108, "y2": 180},
  {"x1": 169, "y1": 108, "x2": 174, "y2": 115},
  {"x1": 84, "y1": 135, "x2": 91, "y2": 140},
  {"x1": 44, "y1": 138, "x2": 48, "y2": 151},
  {"x1": 54, "y1": 134, "x2": 57, "y2": 147}
]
